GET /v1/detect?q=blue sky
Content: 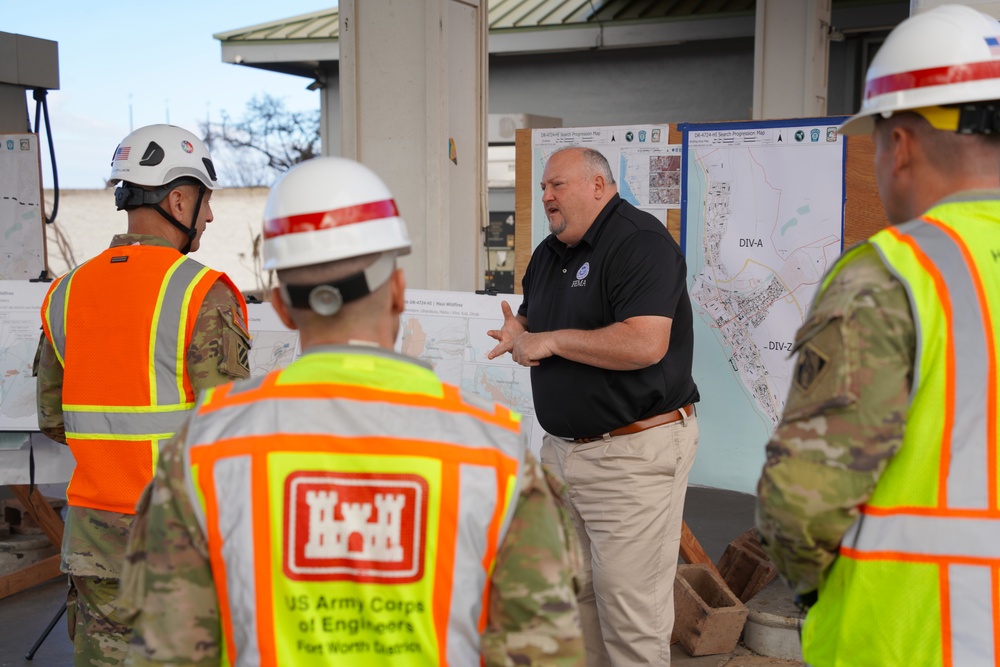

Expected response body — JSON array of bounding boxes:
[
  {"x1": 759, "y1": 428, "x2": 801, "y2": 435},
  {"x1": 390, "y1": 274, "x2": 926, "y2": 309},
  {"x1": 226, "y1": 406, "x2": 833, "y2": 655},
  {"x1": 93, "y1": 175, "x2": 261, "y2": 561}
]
[{"x1": 6, "y1": 2, "x2": 333, "y2": 189}]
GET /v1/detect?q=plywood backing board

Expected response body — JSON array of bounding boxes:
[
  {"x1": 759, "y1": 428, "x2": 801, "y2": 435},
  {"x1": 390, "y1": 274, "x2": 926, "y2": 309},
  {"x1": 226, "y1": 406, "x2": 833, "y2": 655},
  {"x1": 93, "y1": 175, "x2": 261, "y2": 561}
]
[{"x1": 513, "y1": 124, "x2": 889, "y2": 293}]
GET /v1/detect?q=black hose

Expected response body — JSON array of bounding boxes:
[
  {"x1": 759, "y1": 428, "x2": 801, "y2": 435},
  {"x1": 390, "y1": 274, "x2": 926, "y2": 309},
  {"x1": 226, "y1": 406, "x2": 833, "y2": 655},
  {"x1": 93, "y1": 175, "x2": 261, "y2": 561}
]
[{"x1": 32, "y1": 88, "x2": 59, "y2": 224}]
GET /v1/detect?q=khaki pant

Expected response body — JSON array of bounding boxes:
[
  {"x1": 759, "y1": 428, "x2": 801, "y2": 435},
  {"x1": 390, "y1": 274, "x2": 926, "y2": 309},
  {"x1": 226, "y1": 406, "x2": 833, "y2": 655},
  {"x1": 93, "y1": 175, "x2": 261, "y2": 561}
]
[{"x1": 541, "y1": 413, "x2": 699, "y2": 667}]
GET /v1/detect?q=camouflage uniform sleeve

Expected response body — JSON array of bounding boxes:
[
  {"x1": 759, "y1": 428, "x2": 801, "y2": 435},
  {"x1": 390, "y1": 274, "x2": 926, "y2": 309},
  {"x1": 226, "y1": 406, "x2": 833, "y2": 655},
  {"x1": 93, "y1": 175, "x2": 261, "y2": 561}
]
[
  {"x1": 483, "y1": 450, "x2": 585, "y2": 666},
  {"x1": 756, "y1": 244, "x2": 914, "y2": 596},
  {"x1": 120, "y1": 421, "x2": 222, "y2": 666},
  {"x1": 187, "y1": 281, "x2": 251, "y2": 394},
  {"x1": 33, "y1": 331, "x2": 66, "y2": 444}
]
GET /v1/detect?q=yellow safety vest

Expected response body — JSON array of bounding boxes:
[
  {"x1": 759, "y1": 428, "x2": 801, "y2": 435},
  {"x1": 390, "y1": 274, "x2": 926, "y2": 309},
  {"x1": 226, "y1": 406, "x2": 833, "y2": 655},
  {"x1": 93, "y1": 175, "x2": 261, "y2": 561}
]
[
  {"x1": 803, "y1": 195, "x2": 1000, "y2": 666},
  {"x1": 183, "y1": 348, "x2": 524, "y2": 666}
]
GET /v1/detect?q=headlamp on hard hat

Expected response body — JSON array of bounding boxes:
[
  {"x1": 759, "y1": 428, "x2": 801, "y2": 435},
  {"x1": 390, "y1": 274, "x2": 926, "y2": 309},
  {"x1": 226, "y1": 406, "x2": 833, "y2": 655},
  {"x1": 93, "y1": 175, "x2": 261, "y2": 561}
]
[
  {"x1": 899, "y1": 103, "x2": 1000, "y2": 134},
  {"x1": 280, "y1": 252, "x2": 397, "y2": 316}
]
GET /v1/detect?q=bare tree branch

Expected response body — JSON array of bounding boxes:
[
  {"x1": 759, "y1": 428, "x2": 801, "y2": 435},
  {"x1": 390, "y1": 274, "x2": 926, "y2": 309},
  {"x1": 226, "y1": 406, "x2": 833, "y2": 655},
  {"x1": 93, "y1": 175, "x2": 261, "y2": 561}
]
[{"x1": 200, "y1": 95, "x2": 321, "y2": 188}]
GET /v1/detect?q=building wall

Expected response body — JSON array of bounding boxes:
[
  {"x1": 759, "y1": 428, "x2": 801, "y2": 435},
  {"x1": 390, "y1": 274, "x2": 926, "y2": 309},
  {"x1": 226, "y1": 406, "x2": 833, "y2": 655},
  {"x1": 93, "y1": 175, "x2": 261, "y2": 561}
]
[
  {"x1": 488, "y1": 39, "x2": 756, "y2": 126},
  {"x1": 317, "y1": 38, "x2": 756, "y2": 156},
  {"x1": 43, "y1": 187, "x2": 269, "y2": 295}
]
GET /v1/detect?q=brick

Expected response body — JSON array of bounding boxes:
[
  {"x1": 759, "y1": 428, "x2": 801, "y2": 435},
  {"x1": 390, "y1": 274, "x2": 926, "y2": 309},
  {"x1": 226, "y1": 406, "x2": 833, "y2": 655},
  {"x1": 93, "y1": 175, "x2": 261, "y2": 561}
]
[
  {"x1": 1, "y1": 496, "x2": 65, "y2": 536},
  {"x1": 716, "y1": 529, "x2": 778, "y2": 603},
  {"x1": 673, "y1": 563, "x2": 749, "y2": 656}
]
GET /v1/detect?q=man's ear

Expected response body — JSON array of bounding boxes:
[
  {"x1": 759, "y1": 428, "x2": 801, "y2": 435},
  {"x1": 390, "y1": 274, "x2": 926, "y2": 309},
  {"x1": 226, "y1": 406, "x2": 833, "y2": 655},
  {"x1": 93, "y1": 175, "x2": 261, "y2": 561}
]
[
  {"x1": 890, "y1": 124, "x2": 913, "y2": 178},
  {"x1": 593, "y1": 174, "x2": 605, "y2": 200},
  {"x1": 271, "y1": 285, "x2": 299, "y2": 331},
  {"x1": 389, "y1": 269, "x2": 406, "y2": 316},
  {"x1": 164, "y1": 186, "x2": 186, "y2": 219}
]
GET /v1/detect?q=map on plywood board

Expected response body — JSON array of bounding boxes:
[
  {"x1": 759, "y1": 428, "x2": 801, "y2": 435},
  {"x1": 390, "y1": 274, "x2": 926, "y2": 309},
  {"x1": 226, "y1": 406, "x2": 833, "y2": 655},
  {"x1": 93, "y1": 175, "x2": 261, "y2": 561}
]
[
  {"x1": 531, "y1": 125, "x2": 679, "y2": 250},
  {"x1": 0, "y1": 285, "x2": 539, "y2": 450},
  {"x1": 397, "y1": 289, "x2": 542, "y2": 454},
  {"x1": 681, "y1": 117, "x2": 847, "y2": 492},
  {"x1": 246, "y1": 302, "x2": 301, "y2": 379},
  {"x1": 0, "y1": 281, "x2": 50, "y2": 430},
  {"x1": 0, "y1": 134, "x2": 46, "y2": 280}
]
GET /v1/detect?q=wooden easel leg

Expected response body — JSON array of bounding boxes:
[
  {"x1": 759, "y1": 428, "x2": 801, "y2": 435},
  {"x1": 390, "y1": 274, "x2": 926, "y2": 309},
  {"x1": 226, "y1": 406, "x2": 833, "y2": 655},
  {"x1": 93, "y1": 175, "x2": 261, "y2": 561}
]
[
  {"x1": 8, "y1": 485, "x2": 64, "y2": 551},
  {"x1": 680, "y1": 520, "x2": 722, "y2": 577}
]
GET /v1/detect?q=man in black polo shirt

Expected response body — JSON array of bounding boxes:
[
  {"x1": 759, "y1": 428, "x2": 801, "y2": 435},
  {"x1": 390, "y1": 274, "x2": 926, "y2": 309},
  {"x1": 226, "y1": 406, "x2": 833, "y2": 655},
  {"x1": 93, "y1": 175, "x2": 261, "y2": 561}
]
[{"x1": 488, "y1": 145, "x2": 699, "y2": 666}]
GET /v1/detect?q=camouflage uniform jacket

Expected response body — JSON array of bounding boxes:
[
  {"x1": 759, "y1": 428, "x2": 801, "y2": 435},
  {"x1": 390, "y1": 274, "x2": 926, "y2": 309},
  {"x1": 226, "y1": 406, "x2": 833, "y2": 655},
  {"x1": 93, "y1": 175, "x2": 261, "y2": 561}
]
[
  {"x1": 120, "y1": 399, "x2": 585, "y2": 666},
  {"x1": 756, "y1": 242, "x2": 915, "y2": 596},
  {"x1": 34, "y1": 233, "x2": 251, "y2": 579}
]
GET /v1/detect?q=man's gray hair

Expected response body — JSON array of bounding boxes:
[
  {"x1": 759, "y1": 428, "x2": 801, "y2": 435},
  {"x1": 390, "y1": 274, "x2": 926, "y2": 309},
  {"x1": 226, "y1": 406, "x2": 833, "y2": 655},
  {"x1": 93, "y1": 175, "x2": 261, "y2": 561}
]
[{"x1": 554, "y1": 146, "x2": 616, "y2": 185}]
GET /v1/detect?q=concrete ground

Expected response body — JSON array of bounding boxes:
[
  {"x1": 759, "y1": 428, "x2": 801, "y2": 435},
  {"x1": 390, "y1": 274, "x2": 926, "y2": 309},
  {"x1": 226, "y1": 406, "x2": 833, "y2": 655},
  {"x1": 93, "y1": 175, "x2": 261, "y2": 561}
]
[{"x1": 0, "y1": 485, "x2": 801, "y2": 666}]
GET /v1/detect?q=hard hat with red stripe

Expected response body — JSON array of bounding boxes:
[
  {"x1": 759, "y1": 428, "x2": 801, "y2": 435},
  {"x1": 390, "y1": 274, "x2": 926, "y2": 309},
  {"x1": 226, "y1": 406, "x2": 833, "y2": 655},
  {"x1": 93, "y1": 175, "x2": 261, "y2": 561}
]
[
  {"x1": 840, "y1": 4, "x2": 1000, "y2": 135},
  {"x1": 262, "y1": 157, "x2": 411, "y2": 271}
]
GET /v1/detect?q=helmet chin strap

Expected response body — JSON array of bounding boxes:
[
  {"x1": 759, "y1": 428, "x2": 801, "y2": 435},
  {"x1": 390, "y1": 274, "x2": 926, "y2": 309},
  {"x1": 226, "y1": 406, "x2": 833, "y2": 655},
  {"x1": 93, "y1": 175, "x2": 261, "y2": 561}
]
[{"x1": 152, "y1": 184, "x2": 206, "y2": 255}]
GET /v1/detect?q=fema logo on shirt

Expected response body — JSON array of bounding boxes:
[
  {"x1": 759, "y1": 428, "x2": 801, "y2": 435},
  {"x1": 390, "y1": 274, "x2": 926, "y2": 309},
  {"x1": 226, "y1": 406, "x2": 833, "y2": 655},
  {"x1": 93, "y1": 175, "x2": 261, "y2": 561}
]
[{"x1": 573, "y1": 262, "x2": 589, "y2": 287}]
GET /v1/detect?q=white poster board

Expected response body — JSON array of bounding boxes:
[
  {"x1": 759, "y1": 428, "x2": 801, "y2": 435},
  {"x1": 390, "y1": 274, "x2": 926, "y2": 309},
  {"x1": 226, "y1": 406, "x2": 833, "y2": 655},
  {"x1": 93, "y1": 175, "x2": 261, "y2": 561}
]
[
  {"x1": 681, "y1": 117, "x2": 847, "y2": 492},
  {"x1": 0, "y1": 134, "x2": 46, "y2": 280},
  {"x1": 530, "y1": 124, "x2": 678, "y2": 249}
]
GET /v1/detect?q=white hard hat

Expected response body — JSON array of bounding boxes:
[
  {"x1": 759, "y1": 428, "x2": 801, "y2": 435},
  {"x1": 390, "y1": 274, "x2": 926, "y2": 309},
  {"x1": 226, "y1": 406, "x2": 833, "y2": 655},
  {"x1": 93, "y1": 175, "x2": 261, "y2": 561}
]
[
  {"x1": 108, "y1": 124, "x2": 220, "y2": 189},
  {"x1": 262, "y1": 157, "x2": 411, "y2": 271},
  {"x1": 840, "y1": 4, "x2": 1000, "y2": 135}
]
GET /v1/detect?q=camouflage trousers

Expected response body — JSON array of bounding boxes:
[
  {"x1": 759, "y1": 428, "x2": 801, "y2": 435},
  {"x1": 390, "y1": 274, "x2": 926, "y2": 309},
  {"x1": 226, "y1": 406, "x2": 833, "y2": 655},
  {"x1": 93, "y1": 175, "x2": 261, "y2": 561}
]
[{"x1": 67, "y1": 574, "x2": 131, "y2": 666}]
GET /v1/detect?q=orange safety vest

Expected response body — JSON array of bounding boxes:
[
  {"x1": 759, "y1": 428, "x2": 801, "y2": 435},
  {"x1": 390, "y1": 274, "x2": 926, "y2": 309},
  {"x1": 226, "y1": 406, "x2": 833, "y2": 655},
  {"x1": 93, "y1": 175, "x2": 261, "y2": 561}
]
[
  {"x1": 803, "y1": 195, "x2": 1000, "y2": 666},
  {"x1": 183, "y1": 348, "x2": 524, "y2": 666},
  {"x1": 40, "y1": 243, "x2": 246, "y2": 514}
]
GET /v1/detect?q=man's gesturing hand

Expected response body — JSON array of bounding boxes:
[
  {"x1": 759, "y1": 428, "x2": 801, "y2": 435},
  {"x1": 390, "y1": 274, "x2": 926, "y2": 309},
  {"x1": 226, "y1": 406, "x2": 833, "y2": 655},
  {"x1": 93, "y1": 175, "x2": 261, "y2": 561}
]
[{"x1": 487, "y1": 300, "x2": 526, "y2": 360}]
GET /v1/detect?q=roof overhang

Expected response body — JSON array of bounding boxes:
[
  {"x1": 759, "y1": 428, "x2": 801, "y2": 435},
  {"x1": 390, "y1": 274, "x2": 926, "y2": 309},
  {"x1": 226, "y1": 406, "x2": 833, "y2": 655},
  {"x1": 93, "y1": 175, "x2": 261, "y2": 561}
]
[
  {"x1": 218, "y1": 40, "x2": 338, "y2": 79},
  {"x1": 213, "y1": 2, "x2": 907, "y2": 75},
  {"x1": 488, "y1": 14, "x2": 755, "y2": 55}
]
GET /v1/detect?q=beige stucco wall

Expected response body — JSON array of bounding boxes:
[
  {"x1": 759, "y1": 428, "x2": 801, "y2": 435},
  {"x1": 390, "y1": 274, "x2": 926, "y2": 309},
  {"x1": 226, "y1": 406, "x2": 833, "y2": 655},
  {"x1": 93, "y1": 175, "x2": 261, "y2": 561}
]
[{"x1": 43, "y1": 187, "x2": 270, "y2": 294}]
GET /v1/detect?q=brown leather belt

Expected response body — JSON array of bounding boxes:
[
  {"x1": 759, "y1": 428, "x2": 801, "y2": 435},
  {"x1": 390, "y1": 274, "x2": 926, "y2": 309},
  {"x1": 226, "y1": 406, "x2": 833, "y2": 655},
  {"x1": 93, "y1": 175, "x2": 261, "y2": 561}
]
[{"x1": 570, "y1": 404, "x2": 695, "y2": 443}]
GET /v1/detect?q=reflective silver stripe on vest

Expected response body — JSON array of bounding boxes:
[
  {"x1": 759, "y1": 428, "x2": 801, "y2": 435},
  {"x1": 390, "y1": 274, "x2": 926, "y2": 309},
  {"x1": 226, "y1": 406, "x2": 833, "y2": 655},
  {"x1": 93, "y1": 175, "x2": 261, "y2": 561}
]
[
  {"x1": 47, "y1": 254, "x2": 211, "y2": 434},
  {"x1": 853, "y1": 215, "x2": 998, "y2": 656},
  {"x1": 844, "y1": 513, "x2": 1000, "y2": 559},
  {"x1": 154, "y1": 258, "x2": 210, "y2": 406},
  {"x1": 902, "y1": 221, "x2": 991, "y2": 508},
  {"x1": 448, "y1": 465, "x2": 498, "y2": 664},
  {"x1": 950, "y1": 564, "x2": 996, "y2": 665},
  {"x1": 63, "y1": 407, "x2": 192, "y2": 438},
  {"x1": 188, "y1": 397, "x2": 523, "y2": 459},
  {"x1": 185, "y1": 388, "x2": 524, "y2": 666},
  {"x1": 213, "y1": 456, "x2": 260, "y2": 667},
  {"x1": 45, "y1": 268, "x2": 79, "y2": 363}
]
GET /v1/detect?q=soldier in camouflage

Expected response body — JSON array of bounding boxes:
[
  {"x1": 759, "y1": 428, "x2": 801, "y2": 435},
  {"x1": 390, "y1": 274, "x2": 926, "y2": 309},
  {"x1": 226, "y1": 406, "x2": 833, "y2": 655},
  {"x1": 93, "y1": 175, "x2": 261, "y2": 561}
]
[
  {"x1": 35, "y1": 125, "x2": 250, "y2": 667},
  {"x1": 120, "y1": 420, "x2": 584, "y2": 666},
  {"x1": 120, "y1": 156, "x2": 584, "y2": 666},
  {"x1": 757, "y1": 6, "x2": 1000, "y2": 663},
  {"x1": 755, "y1": 243, "x2": 913, "y2": 597}
]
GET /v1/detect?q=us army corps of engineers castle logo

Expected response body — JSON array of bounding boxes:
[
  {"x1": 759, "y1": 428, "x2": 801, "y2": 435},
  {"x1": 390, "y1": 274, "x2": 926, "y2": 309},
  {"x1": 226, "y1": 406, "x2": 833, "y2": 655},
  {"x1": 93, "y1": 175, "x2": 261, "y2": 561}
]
[{"x1": 284, "y1": 472, "x2": 429, "y2": 583}]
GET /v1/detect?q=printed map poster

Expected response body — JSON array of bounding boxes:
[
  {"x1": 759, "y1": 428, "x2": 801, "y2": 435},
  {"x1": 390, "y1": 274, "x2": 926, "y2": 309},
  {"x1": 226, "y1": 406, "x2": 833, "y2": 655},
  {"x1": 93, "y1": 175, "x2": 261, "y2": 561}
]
[
  {"x1": 681, "y1": 117, "x2": 847, "y2": 493},
  {"x1": 246, "y1": 302, "x2": 300, "y2": 378},
  {"x1": 531, "y1": 125, "x2": 678, "y2": 249},
  {"x1": 0, "y1": 281, "x2": 50, "y2": 430},
  {"x1": 247, "y1": 291, "x2": 545, "y2": 453},
  {"x1": 0, "y1": 134, "x2": 46, "y2": 280},
  {"x1": 0, "y1": 287, "x2": 541, "y2": 453},
  {"x1": 397, "y1": 290, "x2": 543, "y2": 455}
]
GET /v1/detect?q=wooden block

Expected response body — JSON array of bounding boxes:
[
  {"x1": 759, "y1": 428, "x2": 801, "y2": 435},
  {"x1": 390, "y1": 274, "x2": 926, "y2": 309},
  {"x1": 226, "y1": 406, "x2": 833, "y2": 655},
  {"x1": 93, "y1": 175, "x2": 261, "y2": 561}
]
[
  {"x1": 716, "y1": 529, "x2": 778, "y2": 603},
  {"x1": 8, "y1": 486, "x2": 65, "y2": 551},
  {"x1": 673, "y1": 563, "x2": 749, "y2": 656}
]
